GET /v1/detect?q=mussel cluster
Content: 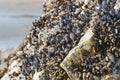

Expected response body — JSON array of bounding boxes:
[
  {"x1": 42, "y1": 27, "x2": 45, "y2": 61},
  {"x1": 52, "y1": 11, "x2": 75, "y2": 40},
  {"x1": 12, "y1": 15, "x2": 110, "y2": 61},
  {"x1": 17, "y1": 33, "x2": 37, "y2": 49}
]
[{"x1": 18, "y1": 0, "x2": 120, "y2": 80}]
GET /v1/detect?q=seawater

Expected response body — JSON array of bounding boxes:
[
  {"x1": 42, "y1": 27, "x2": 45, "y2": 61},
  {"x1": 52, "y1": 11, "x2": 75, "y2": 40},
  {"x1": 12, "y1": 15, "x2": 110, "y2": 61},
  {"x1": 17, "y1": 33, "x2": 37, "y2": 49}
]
[{"x1": 0, "y1": 9, "x2": 43, "y2": 50}]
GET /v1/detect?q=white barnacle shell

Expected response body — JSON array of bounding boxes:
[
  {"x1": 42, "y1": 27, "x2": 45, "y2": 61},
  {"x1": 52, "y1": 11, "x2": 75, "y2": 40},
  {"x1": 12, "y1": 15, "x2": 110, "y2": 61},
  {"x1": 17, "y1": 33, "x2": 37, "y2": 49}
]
[
  {"x1": 1, "y1": 59, "x2": 22, "y2": 80},
  {"x1": 75, "y1": 8, "x2": 81, "y2": 14},
  {"x1": 114, "y1": 0, "x2": 120, "y2": 11}
]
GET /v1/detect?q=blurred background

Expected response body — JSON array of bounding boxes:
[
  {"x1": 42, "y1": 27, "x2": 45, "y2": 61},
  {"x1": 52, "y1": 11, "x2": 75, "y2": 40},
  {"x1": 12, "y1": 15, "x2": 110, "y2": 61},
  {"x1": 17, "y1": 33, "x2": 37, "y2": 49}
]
[{"x1": 0, "y1": 0, "x2": 43, "y2": 50}]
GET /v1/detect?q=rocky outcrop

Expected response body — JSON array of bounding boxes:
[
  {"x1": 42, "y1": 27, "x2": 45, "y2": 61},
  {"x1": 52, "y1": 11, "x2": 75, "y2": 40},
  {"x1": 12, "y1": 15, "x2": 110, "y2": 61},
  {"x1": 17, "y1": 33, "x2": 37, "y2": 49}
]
[{"x1": 0, "y1": 0, "x2": 120, "y2": 80}]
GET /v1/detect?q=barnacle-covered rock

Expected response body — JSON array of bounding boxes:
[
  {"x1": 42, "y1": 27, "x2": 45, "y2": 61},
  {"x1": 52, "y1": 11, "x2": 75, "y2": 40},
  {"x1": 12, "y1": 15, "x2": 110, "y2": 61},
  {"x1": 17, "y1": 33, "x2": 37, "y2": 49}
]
[
  {"x1": 60, "y1": 28, "x2": 96, "y2": 79},
  {"x1": 1, "y1": 59, "x2": 22, "y2": 80},
  {"x1": 0, "y1": 0, "x2": 120, "y2": 80},
  {"x1": 101, "y1": 60, "x2": 120, "y2": 80},
  {"x1": 33, "y1": 70, "x2": 49, "y2": 80}
]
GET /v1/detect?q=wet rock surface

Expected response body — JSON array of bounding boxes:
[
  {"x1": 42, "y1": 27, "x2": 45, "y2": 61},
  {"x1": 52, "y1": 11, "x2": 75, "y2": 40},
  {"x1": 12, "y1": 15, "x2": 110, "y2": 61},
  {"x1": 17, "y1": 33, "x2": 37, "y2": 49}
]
[{"x1": 0, "y1": 0, "x2": 120, "y2": 80}]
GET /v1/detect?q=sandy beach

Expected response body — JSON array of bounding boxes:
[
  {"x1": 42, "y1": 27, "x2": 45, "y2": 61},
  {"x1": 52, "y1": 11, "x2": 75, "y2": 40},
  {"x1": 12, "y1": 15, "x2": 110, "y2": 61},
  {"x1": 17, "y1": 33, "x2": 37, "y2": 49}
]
[{"x1": 0, "y1": 0, "x2": 44, "y2": 50}]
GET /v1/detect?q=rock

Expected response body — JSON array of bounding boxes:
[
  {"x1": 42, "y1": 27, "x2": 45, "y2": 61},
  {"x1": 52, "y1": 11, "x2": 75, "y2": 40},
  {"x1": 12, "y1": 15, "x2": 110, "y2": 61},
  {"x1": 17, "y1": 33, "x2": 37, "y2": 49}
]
[
  {"x1": 60, "y1": 28, "x2": 96, "y2": 80},
  {"x1": 0, "y1": 0, "x2": 120, "y2": 80},
  {"x1": 1, "y1": 59, "x2": 22, "y2": 80}
]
